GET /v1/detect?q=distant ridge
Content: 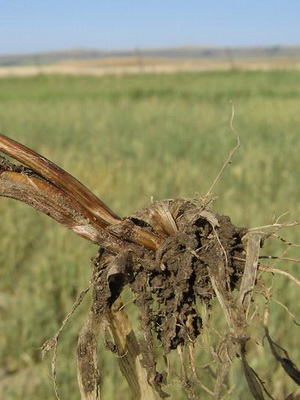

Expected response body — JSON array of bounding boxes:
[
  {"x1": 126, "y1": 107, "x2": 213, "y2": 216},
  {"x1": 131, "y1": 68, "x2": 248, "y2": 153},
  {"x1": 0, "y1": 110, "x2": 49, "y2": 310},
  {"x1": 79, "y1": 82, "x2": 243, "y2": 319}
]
[{"x1": 1, "y1": 46, "x2": 300, "y2": 67}]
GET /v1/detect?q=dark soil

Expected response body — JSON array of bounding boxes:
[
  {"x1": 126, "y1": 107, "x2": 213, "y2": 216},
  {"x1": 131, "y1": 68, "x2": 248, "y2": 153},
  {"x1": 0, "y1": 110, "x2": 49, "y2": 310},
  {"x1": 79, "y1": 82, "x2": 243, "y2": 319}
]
[{"x1": 91, "y1": 198, "x2": 247, "y2": 393}]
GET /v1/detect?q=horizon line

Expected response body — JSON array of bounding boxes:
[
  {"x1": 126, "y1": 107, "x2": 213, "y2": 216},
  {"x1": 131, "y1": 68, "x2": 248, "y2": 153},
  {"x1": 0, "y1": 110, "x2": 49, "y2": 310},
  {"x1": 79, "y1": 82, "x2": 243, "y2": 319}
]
[{"x1": 1, "y1": 43, "x2": 300, "y2": 58}]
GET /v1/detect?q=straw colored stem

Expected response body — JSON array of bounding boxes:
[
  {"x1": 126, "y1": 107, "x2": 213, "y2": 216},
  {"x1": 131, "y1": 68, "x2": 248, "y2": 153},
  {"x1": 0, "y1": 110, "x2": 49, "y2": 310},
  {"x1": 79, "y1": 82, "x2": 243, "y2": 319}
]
[
  {"x1": 0, "y1": 133, "x2": 163, "y2": 251},
  {"x1": 0, "y1": 169, "x2": 125, "y2": 253},
  {"x1": 0, "y1": 133, "x2": 120, "y2": 227}
]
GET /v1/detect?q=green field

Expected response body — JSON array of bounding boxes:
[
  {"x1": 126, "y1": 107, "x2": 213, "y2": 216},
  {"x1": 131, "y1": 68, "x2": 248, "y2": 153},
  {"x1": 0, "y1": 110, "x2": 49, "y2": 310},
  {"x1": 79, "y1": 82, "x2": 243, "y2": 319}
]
[{"x1": 0, "y1": 70, "x2": 300, "y2": 399}]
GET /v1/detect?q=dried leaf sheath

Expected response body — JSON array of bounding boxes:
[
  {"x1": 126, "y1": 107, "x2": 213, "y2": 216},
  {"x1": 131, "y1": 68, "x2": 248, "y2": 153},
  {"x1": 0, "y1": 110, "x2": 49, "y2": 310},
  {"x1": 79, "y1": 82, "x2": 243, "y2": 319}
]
[
  {"x1": 0, "y1": 133, "x2": 163, "y2": 251},
  {"x1": 0, "y1": 133, "x2": 121, "y2": 227},
  {"x1": 0, "y1": 168, "x2": 125, "y2": 253}
]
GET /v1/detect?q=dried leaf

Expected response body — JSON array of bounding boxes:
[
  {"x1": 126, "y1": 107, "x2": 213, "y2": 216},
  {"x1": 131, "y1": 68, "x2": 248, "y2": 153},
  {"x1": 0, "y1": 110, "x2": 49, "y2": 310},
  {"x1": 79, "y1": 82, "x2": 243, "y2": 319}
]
[
  {"x1": 265, "y1": 328, "x2": 300, "y2": 386},
  {"x1": 241, "y1": 356, "x2": 265, "y2": 400}
]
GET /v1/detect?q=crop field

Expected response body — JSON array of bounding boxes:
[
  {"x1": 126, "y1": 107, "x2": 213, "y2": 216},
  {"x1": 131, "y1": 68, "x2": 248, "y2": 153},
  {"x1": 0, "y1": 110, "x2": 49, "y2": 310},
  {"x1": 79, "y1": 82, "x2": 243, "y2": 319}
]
[{"x1": 0, "y1": 70, "x2": 300, "y2": 399}]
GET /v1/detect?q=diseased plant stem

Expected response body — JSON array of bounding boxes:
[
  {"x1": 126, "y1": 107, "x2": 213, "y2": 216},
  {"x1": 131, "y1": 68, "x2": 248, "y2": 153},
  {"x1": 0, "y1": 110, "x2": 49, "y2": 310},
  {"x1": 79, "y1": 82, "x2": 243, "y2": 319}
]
[
  {"x1": 77, "y1": 312, "x2": 102, "y2": 400},
  {"x1": 107, "y1": 298, "x2": 158, "y2": 400},
  {"x1": 0, "y1": 133, "x2": 121, "y2": 226},
  {"x1": 0, "y1": 134, "x2": 163, "y2": 251}
]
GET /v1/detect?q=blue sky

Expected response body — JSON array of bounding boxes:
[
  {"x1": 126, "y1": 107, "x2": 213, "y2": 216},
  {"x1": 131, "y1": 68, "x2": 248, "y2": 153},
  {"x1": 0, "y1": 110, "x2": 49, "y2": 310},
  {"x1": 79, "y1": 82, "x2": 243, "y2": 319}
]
[{"x1": 1, "y1": 1, "x2": 300, "y2": 55}]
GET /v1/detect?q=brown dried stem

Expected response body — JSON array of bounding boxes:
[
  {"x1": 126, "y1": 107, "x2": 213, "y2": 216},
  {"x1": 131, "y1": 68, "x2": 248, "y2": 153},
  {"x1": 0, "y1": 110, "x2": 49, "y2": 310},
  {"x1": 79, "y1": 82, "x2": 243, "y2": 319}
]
[
  {"x1": 0, "y1": 166, "x2": 125, "y2": 253},
  {"x1": 0, "y1": 133, "x2": 163, "y2": 251},
  {"x1": 0, "y1": 133, "x2": 120, "y2": 226},
  {"x1": 106, "y1": 298, "x2": 158, "y2": 400},
  {"x1": 238, "y1": 232, "x2": 261, "y2": 317},
  {"x1": 77, "y1": 311, "x2": 102, "y2": 400}
]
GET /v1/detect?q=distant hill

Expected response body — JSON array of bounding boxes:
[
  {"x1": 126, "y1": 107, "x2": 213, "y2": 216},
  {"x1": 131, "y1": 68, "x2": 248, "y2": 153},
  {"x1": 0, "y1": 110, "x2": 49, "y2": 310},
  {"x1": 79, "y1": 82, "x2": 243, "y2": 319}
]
[{"x1": 1, "y1": 46, "x2": 300, "y2": 67}]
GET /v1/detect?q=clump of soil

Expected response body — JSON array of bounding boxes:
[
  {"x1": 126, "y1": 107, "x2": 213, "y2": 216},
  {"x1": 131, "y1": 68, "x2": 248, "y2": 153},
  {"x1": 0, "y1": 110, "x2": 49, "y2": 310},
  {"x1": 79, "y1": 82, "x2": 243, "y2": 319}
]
[{"x1": 92, "y1": 198, "x2": 247, "y2": 382}]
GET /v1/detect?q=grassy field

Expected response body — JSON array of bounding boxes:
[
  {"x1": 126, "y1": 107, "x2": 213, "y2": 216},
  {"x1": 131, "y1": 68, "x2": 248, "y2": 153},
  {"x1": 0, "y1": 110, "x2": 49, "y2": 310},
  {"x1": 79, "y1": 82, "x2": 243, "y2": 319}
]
[{"x1": 0, "y1": 70, "x2": 300, "y2": 399}]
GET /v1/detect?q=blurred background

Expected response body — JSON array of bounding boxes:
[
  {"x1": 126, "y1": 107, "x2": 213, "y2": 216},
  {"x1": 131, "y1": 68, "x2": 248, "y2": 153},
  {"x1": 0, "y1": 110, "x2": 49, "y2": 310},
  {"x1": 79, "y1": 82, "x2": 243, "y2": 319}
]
[{"x1": 0, "y1": 1, "x2": 300, "y2": 399}]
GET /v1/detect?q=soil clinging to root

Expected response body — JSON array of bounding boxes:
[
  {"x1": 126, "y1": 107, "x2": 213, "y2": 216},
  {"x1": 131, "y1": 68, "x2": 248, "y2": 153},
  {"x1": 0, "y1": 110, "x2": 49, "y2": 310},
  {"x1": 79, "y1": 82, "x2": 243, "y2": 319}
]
[{"x1": 92, "y1": 198, "x2": 247, "y2": 390}]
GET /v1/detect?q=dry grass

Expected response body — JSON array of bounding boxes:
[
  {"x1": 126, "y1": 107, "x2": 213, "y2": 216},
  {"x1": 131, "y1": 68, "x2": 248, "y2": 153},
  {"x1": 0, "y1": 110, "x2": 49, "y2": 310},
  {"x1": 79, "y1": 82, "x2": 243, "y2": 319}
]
[{"x1": 0, "y1": 56, "x2": 300, "y2": 78}]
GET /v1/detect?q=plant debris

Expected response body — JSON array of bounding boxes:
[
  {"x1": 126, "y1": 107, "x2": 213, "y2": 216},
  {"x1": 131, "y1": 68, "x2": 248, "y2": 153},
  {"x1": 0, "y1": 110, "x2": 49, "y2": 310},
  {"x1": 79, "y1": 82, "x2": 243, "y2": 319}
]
[
  {"x1": 89, "y1": 198, "x2": 247, "y2": 397},
  {"x1": 93, "y1": 199, "x2": 247, "y2": 351}
]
